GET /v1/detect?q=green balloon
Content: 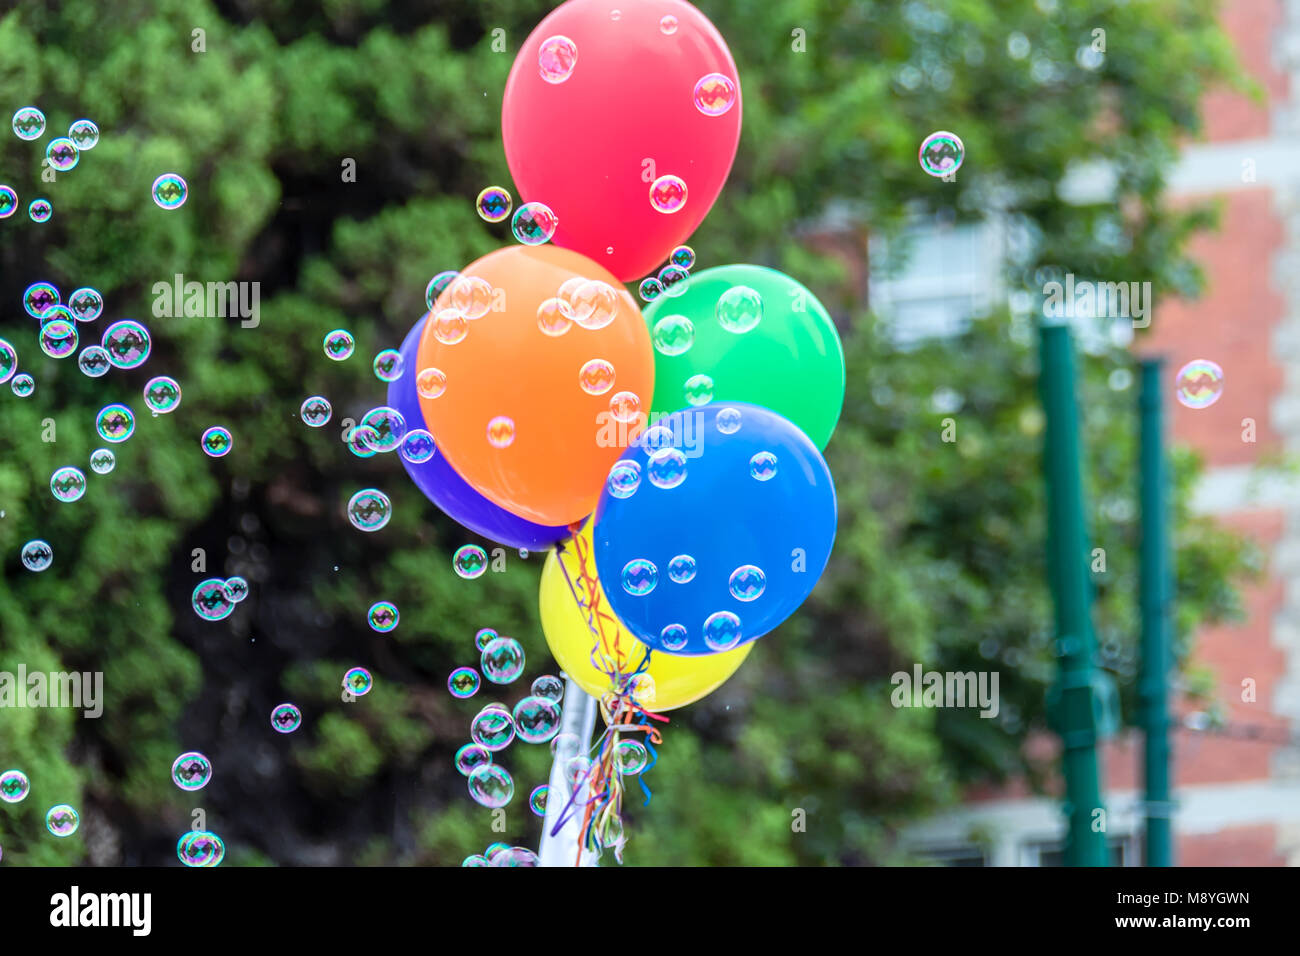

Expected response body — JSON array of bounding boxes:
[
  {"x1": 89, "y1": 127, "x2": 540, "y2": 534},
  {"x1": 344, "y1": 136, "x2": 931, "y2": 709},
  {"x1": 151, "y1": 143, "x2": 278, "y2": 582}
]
[{"x1": 642, "y1": 264, "x2": 845, "y2": 449}]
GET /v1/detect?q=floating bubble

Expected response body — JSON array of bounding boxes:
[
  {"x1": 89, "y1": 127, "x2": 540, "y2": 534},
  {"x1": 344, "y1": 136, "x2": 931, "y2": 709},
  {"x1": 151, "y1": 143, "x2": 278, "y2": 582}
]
[
  {"x1": 271, "y1": 703, "x2": 302, "y2": 734},
  {"x1": 717, "y1": 285, "x2": 763, "y2": 334},
  {"x1": 343, "y1": 667, "x2": 373, "y2": 696},
  {"x1": 550, "y1": 731, "x2": 579, "y2": 757},
  {"x1": 347, "y1": 489, "x2": 392, "y2": 531},
  {"x1": 152, "y1": 173, "x2": 188, "y2": 209},
  {"x1": 667, "y1": 553, "x2": 697, "y2": 584},
  {"x1": 487, "y1": 415, "x2": 515, "y2": 448},
  {"x1": 650, "y1": 314, "x2": 695, "y2": 358},
  {"x1": 567, "y1": 280, "x2": 620, "y2": 330},
  {"x1": 531, "y1": 674, "x2": 564, "y2": 702},
  {"x1": 68, "y1": 287, "x2": 104, "y2": 322},
  {"x1": 660, "y1": 13, "x2": 678, "y2": 34},
  {"x1": 513, "y1": 695, "x2": 562, "y2": 744},
  {"x1": 0, "y1": 185, "x2": 15, "y2": 218},
  {"x1": 178, "y1": 831, "x2": 225, "y2": 867},
  {"x1": 660, "y1": 623, "x2": 689, "y2": 650},
  {"x1": 649, "y1": 174, "x2": 688, "y2": 214},
  {"x1": 40, "y1": 303, "x2": 76, "y2": 328},
  {"x1": 400, "y1": 428, "x2": 436, "y2": 464},
  {"x1": 462, "y1": 854, "x2": 491, "y2": 867},
  {"x1": 171, "y1": 751, "x2": 212, "y2": 791},
  {"x1": 426, "y1": 270, "x2": 460, "y2": 309},
  {"x1": 68, "y1": 119, "x2": 99, "y2": 150},
  {"x1": 622, "y1": 558, "x2": 658, "y2": 596},
  {"x1": 1175, "y1": 359, "x2": 1224, "y2": 409},
  {"x1": 670, "y1": 245, "x2": 696, "y2": 269},
  {"x1": 474, "y1": 627, "x2": 499, "y2": 650},
  {"x1": 21, "y1": 539, "x2": 53, "y2": 572},
  {"x1": 11, "y1": 374, "x2": 34, "y2": 397},
  {"x1": 512, "y1": 201, "x2": 559, "y2": 245},
  {"x1": 684, "y1": 373, "x2": 714, "y2": 406},
  {"x1": 491, "y1": 846, "x2": 542, "y2": 867},
  {"x1": 40, "y1": 320, "x2": 78, "y2": 359},
  {"x1": 323, "y1": 329, "x2": 355, "y2": 361},
  {"x1": 564, "y1": 755, "x2": 593, "y2": 794},
  {"x1": 368, "y1": 601, "x2": 399, "y2": 633},
  {"x1": 0, "y1": 770, "x2": 30, "y2": 803},
  {"x1": 476, "y1": 186, "x2": 513, "y2": 223},
  {"x1": 373, "y1": 349, "x2": 403, "y2": 382},
  {"x1": 648, "y1": 447, "x2": 687, "y2": 489},
  {"x1": 638, "y1": 424, "x2": 675, "y2": 453},
  {"x1": 449, "y1": 275, "x2": 495, "y2": 320},
  {"x1": 0, "y1": 338, "x2": 15, "y2": 384},
  {"x1": 694, "y1": 72, "x2": 738, "y2": 116},
  {"x1": 432, "y1": 308, "x2": 468, "y2": 345},
  {"x1": 716, "y1": 407, "x2": 743, "y2": 434},
  {"x1": 482, "y1": 636, "x2": 525, "y2": 684},
  {"x1": 45, "y1": 805, "x2": 79, "y2": 837},
  {"x1": 50, "y1": 466, "x2": 86, "y2": 503},
  {"x1": 449, "y1": 667, "x2": 482, "y2": 699},
  {"x1": 729, "y1": 565, "x2": 767, "y2": 602},
  {"x1": 536, "y1": 297, "x2": 572, "y2": 336},
  {"x1": 28, "y1": 199, "x2": 51, "y2": 222},
  {"x1": 143, "y1": 376, "x2": 182, "y2": 413},
  {"x1": 12, "y1": 107, "x2": 45, "y2": 140},
  {"x1": 346, "y1": 424, "x2": 379, "y2": 458},
  {"x1": 455, "y1": 743, "x2": 492, "y2": 776},
  {"x1": 416, "y1": 367, "x2": 447, "y2": 399},
  {"x1": 703, "y1": 610, "x2": 743, "y2": 650},
  {"x1": 470, "y1": 705, "x2": 516, "y2": 751},
  {"x1": 192, "y1": 578, "x2": 235, "y2": 621},
  {"x1": 529, "y1": 785, "x2": 549, "y2": 816},
  {"x1": 538, "y1": 35, "x2": 578, "y2": 83},
  {"x1": 76, "y1": 346, "x2": 110, "y2": 378},
  {"x1": 101, "y1": 320, "x2": 151, "y2": 369},
  {"x1": 658, "y1": 264, "x2": 690, "y2": 297},
  {"x1": 359, "y1": 406, "x2": 407, "y2": 453},
  {"x1": 201, "y1": 426, "x2": 233, "y2": 458},
  {"x1": 919, "y1": 130, "x2": 965, "y2": 177},
  {"x1": 24, "y1": 282, "x2": 59, "y2": 317},
  {"x1": 45, "y1": 137, "x2": 79, "y2": 172},
  {"x1": 609, "y1": 391, "x2": 640, "y2": 424},
  {"x1": 89, "y1": 448, "x2": 116, "y2": 475},
  {"x1": 639, "y1": 277, "x2": 663, "y2": 302},
  {"x1": 468, "y1": 764, "x2": 515, "y2": 808},
  {"x1": 223, "y1": 577, "x2": 249, "y2": 602},
  {"x1": 300, "y1": 395, "x2": 332, "y2": 426},
  {"x1": 750, "y1": 450, "x2": 778, "y2": 480},
  {"x1": 579, "y1": 358, "x2": 616, "y2": 395},
  {"x1": 607, "y1": 459, "x2": 641, "y2": 499},
  {"x1": 454, "y1": 544, "x2": 489, "y2": 578},
  {"x1": 615, "y1": 739, "x2": 649, "y2": 775}
]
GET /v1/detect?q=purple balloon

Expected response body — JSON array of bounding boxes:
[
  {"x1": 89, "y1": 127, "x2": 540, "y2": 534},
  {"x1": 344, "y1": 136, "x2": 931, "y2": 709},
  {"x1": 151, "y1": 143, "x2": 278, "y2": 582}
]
[{"x1": 388, "y1": 315, "x2": 569, "y2": 551}]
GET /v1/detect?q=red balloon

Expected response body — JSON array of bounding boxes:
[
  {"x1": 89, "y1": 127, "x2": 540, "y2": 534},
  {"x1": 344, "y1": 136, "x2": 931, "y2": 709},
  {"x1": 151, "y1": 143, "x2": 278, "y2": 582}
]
[{"x1": 502, "y1": 0, "x2": 742, "y2": 282}]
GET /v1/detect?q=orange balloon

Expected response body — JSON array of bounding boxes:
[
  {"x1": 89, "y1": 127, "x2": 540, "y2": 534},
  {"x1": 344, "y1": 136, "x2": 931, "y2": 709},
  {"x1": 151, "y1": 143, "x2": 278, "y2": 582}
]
[{"x1": 416, "y1": 245, "x2": 654, "y2": 526}]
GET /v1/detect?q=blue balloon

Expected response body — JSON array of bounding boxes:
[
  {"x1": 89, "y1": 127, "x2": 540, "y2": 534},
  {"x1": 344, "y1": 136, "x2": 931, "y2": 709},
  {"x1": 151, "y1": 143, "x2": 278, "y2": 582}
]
[
  {"x1": 388, "y1": 315, "x2": 569, "y2": 551},
  {"x1": 592, "y1": 403, "x2": 836, "y2": 655}
]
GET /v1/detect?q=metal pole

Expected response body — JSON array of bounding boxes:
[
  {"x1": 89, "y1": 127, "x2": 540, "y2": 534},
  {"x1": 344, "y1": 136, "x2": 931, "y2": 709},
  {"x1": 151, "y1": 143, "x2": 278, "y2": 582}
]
[
  {"x1": 538, "y1": 674, "x2": 599, "y2": 867},
  {"x1": 1039, "y1": 322, "x2": 1109, "y2": 866},
  {"x1": 1138, "y1": 358, "x2": 1174, "y2": 866}
]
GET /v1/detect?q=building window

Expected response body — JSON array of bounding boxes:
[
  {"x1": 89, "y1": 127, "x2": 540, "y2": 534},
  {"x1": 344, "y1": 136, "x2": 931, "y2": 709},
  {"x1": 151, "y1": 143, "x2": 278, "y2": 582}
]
[
  {"x1": 914, "y1": 845, "x2": 989, "y2": 867},
  {"x1": 1022, "y1": 835, "x2": 1134, "y2": 867}
]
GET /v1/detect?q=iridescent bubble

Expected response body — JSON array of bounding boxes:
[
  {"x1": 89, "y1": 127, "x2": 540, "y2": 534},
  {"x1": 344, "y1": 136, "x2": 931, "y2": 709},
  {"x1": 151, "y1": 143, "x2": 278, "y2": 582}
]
[
  {"x1": 454, "y1": 544, "x2": 489, "y2": 578},
  {"x1": 482, "y1": 636, "x2": 525, "y2": 684},
  {"x1": 45, "y1": 137, "x2": 79, "y2": 172},
  {"x1": 568, "y1": 280, "x2": 620, "y2": 330},
  {"x1": 12, "y1": 107, "x2": 45, "y2": 140},
  {"x1": 359, "y1": 406, "x2": 407, "y2": 453},
  {"x1": 729, "y1": 565, "x2": 766, "y2": 602},
  {"x1": 271, "y1": 703, "x2": 302, "y2": 734},
  {"x1": 513, "y1": 695, "x2": 562, "y2": 743},
  {"x1": 609, "y1": 391, "x2": 640, "y2": 424},
  {"x1": 649, "y1": 174, "x2": 688, "y2": 214},
  {"x1": 648, "y1": 447, "x2": 687, "y2": 489},
  {"x1": 347, "y1": 489, "x2": 392, "y2": 531},
  {"x1": 536, "y1": 297, "x2": 572, "y2": 336},
  {"x1": 28, "y1": 198, "x2": 52, "y2": 223},
  {"x1": 50, "y1": 466, "x2": 86, "y2": 503},
  {"x1": 462, "y1": 854, "x2": 490, "y2": 867},
  {"x1": 143, "y1": 375, "x2": 182, "y2": 413},
  {"x1": 448, "y1": 275, "x2": 494, "y2": 320},
  {"x1": 512, "y1": 201, "x2": 559, "y2": 245},
  {"x1": 178, "y1": 831, "x2": 225, "y2": 867},
  {"x1": 223, "y1": 577, "x2": 249, "y2": 602},
  {"x1": 300, "y1": 395, "x2": 332, "y2": 426},
  {"x1": 476, "y1": 185, "x2": 513, "y2": 223},
  {"x1": 21, "y1": 540, "x2": 52, "y2": 572},
  {"x1": 346, "y1": 424, "x2": 379, "y2": 458},
  {"x1": 400, "y1": 428, "x2": 436, "y2": 464},
  {"x1": 40, "y1": 319, "x2": 78, "y2": 359},
  {"x1": 639, "y1": 277, "x2": 663, "y2": 302},
  {"x1": 323, "y1": 329, "x2": 355, "y2": 360},
  {"x1": 670, "y1": 245, "x2": 696, "y2": 269},
  {"x1": 40, "y1": 303, "x2": 76, "y2": 328},
  {"x1": 68, "y1": 287, "x2": 104, "y2": 322},
  {"x1": 694, "y1": 72, "x2": 738, "y2": 116},
  {"x1": 0, "y1": 770, "x2": 30, "y2": 803},
  {"x1": 101, "y1": 320, "x2": 151, "y2": 369},
  {"x1": 1175, "y1": 359, "x2": 1225, "y2": 409},
  {"x1": 455, "y1": 743, "x2": 492, "y2": 775},
  {"x1": 919, "y1": 130, "x2": 965, "y2": 177},
  {"x1": 474, "y1": 627, "x2": 499, "y2": 650},
  {"x1": 78, "y1": 346, "x2": 111, "y2": 377},
  {"x1": 716, "y1": 407, "x2": 743, "y2": 435},
  {"x1": 564, "y1": 755, "x2": 593, "y2": 794},
  {"x1": 171, "y1": 751, "x2": 212, "y2": 791},
  {"x1": 684, "y1": 373, "x2": 714, "y2": 406},
  {"x1": 660, "y1": 14, "x2": 678, "y2": 34},
  {"x1": 468, "y1": 764, "x2": 515, "y2": 808},
  {"x1": 471, "y1": 705, "x2": 516, "y2": 751},
  {"x1": 89, "y1": 448, "x2": 116, "y2": 475},
  {"x1": 201, "y1": 426, "x2": 233, "y2": 458},
  {"x1": 492, "y1": 846, "x2": 542, "y2": 867},
  {"x1": 550, "y1": 731, "x2": 579, "y2": 757},
  {"x1": 579, "y1": 358, "x2": 616, "y2": 395},
  {"x1": 432, "y1": 308, "x2": 468, "y2": 345},
  {"x1": 487, "y1": 415, "x2": 515, "y2": 448},
  {"x1": 703, "y1": 610, "x2": 743, "y2": 650},
  {"x1": 607, "y1": 459, "x2": 641, "y2": 499},
  {"x1": 0, "y1": 338, "x2": 15, "y2": 384},
  {"x1": 343, "y1": 667, "x2": 373, "y2": 696},
  {"x1": 24, "y1": 281, "x2": 60, "y2": 317},
  {"x1": 373, "y1": 348, "x2": 403, "y2": 382},
  {"x1": 68, "y1": 119, "x2": 99, "y2": 150},
  {"x1": 192, "y1": 578, "x2": 235, "y2": 621},
  {"x1": 449, "y1": 667, "x2": 481, "y2": 699},
  {"x1": 425, "y1": 270, "x2": 459, "y2": 309},
  {"x1": 529, "y1": 785, "x2": 549, "y2": 816},
  {"x1": 152, "y1": 173, "x2": 188, "y2": 209},
  {"x1": 658, "y1": 264, "x2": 690, "y2": 297},
  {"x1": 652, "y1": 314, "x2": 694, "y2": 356},
  {"x1": 416, "y1": 367, "x2": 447, "y2": 398},
  {"x1": 532, "y1": 674, "x2": 564, "y2": 702},
  {"x1": 615, "y1": 739, "x2": 649, "y2": 775},
  {"x1": 11, "y1": 373, "x2": 34, "y2": 397},
  {"x1": 667, "y1": 553, "x2": 697, "y2": 584},
  {"x1": 638, "y1": 424, "x2": 675, "y2": 452},
  {"x1": 717, "y1": 285, "x2": 763, "y2": 333},
  {"x1": 368, "y1": 601, "x2": 399, "y2": 633},
  {"x1": 750, "y1": 450, "x2": 778, "y2": 480},
  {"x1": 45, "y1": 805, "x2": 79, "y2": 837},
  {"x1": 660, "y1": 623, "x2": 688, "y2": 650},
  {"x1": 0, "y1": 185, "x2": 15, "y2": 218},
  {"x1": 538, "y1": 35, "x2": 578, "y2": 83},
  {"x1": 622, "y1": 558, "x2": 658, "y2": 596}
]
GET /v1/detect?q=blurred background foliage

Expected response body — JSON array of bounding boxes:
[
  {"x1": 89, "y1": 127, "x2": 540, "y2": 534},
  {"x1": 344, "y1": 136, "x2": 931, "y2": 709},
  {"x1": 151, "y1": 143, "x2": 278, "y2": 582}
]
[{"x1": 0, "y1": 0, "x2": 1253, "y2": 866}]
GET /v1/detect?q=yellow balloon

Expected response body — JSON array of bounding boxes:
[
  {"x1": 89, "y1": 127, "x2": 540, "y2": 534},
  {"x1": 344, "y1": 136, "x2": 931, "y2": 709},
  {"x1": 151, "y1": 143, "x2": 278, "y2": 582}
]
[{"x1": 539, "y1": 523, "x2": 751, "y2": 711}]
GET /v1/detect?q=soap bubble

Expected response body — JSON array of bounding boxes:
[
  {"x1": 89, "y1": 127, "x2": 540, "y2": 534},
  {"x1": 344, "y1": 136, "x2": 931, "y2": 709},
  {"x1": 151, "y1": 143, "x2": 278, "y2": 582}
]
[
  {"x1": 21, "y1": 540, "x2": 52, "y2": 572},
  {"x1": 455, "y1": 743, "x2": 492, "y2": 775},
  {"x1": 670, "y1": 245, "x2": 696, "y2": 269},
  {"x1": 0, "y1": 770, "x2": 30, "y2": 803},
  {"x1": 171, "y1": 751, "x2": 212, "y2": 791},
  {"x1": 649, "y1": 174, "x2": 688, "y2": 214},
  {"x1": 11, "y1": 374, "x2": 33, "y2": 397},
  {"x1": 324, "y1": 329, "x2": 355, "y2": 360},
  {"x1": 89, "y1": 449, "x2": 115, "y2": 474},
  {"x1": 513, "y1": 695, "x2": 562, "y2": 743},
  {"x1": 50, "y1": 466, "x2": 87, "y2": 503},
  {"x1": 368, "y1": 601, "x2": 399, "y2": 633},
  {"x1": 468, "y1": 764, "x2": 515, "y2": 808},
  {"x1": 639, "y1": 277, "x2": 663, "y2": 302},
  {"x1": 449, "y1": 667, "x2": 481, "y2": 699},
  {"x1": 373, "y1": 349, "x2": 403, "y2": 382},
  {"x1": 347, "y1": 489, "x2": 392, "y2": 531},
  {"x1": 143, "y1": 376, "x2": 182, "y2": 413},
  {"x1": 658, "y1": 264, "x2": 690, "y2": 297},
  {"x1": 454, "y1": 544, "x2": 488, "y2": 578},
  {"x1": 476, "y1": 186, "x2": 513, "y2": 222},
  {"x1": 343, "y1": 667, "x2": 373, "y2": 696},
  {"x1": 487, "y1": 416, "x2": 515, "y2": 448},
  {"x1": 68, "y1": 287, "x2": 104, "y2": 322},
  {"x1": 919, "y1": 130, "x2": 965, "y2": 177},
  {"x1": 23, "y1": 281, "x2": 59, "y2": 317},
  {"x1": 1175, "y1": 359, "x2": 1224, "y2": 409},
  {"x1": 201, "y1": 426, "x2": 233, "y2": 458},
  {"x1": 300, "y1": 396, "x2": 332, "y2": 426},
  {"x1": 400, "y1": 428, "x2": 436, "y2": 464},
  {"x1": 652, "y1": 314, "x2": 695, "y2": 356},
  {"x1": 28, "y1": 198, "x2": 52, "y2": 223},
  {"x1": 0, "y1": 186, "x2": 15, "y2": 218},
  {"x1": 539, "y1": 35, "x2": 578, "y2": 83},
  {"x1": 512, "y1": 202, "x2": 559, "y2": 245},
  {"x1": 684, "y1": 373, "x2": 714, "y2": 406},
  {"x1": 192, "y1": 578, "x2": 235, "y2": 621},
  {"x1": 426, "y1": 270, "x2": 459, "y2": 309},
  {"x1": 45, "y1": 137, "x2": 79, "y2": 172},
  {"x1": 12, "y1": 107, "x2": 45, "y2": 140},
  {"x1": 529, "y1": 785, "x2": 549, "y2": 816},
  {"x1": 703, "y1": 610, "x2": 743, "y2": 650},
  {"x1": 481, "y1": 636, "x2": 525, "y2": 684},
  {"x1": 101, "y1": 320, "x2": 151, "y2": 368},
  {"x1": 750, "y1": 450, "x2": 778, "y2": 481},
  {"x1": 717, "y1": 285, "x2": 763, "y2": 333},
  {"x1": 531, "y1": 674, "x2": 564, "y2": 702},
  {"x1": 152, "y1": 173, "x2": 188, "y2": 209},
  {"x1": 622, "y1": 558, "x2": 658, "y2": 596},
  {"x1": 416, "y1": 367, "x2": 447, "y2": 399},
  {"x1": 471, "y1": 705, "x2": 516, "y2": 751},
  {"x1": 271, "y1": 703, "x2": 302, "y2": 733},
  {"x1": 693, "y1": 73, "x2": 738, "y2": 116},
  {"x1": 68, "y1": 119, "x2": 99, "y2": 150},
  {"x1": 615, "y1": 739, "x2": 649, "y2": 775},
  {"x1": 607, "y1": 460, "x2": 641, "y2": 499},
  {"x1": 45, "y1": 805, "x2": 79, "y2": 837}
]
